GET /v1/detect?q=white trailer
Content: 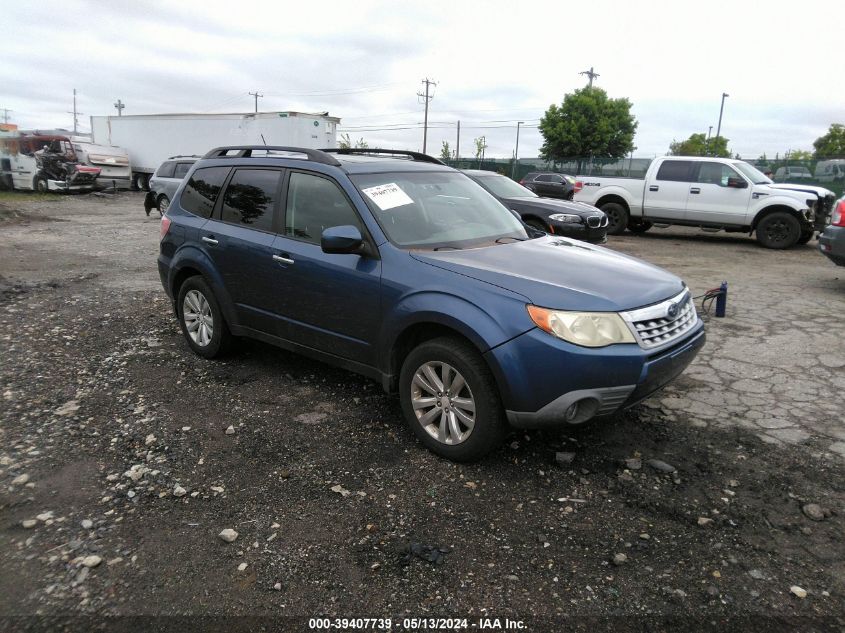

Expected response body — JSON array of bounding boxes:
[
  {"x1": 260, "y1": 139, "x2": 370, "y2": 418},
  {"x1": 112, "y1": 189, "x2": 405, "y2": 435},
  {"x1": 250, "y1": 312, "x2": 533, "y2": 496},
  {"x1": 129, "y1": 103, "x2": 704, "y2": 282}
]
[{"x1": 89, "y1": 111, "x2": 340, "y2": 190}]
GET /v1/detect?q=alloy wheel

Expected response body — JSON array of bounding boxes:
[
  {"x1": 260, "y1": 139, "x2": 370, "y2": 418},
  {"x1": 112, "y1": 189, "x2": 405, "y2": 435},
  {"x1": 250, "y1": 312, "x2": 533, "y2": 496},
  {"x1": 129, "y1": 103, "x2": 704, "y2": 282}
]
[
  {"x1": 182, "y1": 289, "x2": 214, "y2": 347},
  {"x1": 410, "y1": 361, "x2": 476, "y2": 445}
]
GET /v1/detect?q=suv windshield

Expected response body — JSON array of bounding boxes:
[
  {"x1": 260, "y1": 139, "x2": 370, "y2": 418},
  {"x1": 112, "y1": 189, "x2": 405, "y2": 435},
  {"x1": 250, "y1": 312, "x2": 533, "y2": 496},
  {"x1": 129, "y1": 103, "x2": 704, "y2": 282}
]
[
  {"x1": 734, "y1": 161, "x2": 771, "y2": 184},
  {"x1": 474, "y1": 174, "x2": 538, "y2": 199},
  {"x1": 351, "y1": 171, "x2": 529, "y2": 249}
]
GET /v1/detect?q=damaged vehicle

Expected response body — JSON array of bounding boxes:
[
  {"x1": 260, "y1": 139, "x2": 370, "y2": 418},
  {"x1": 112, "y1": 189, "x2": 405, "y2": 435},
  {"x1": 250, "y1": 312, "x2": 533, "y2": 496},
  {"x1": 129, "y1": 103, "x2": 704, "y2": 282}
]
[
  {"x1": 0, "y1": 133, "x2": 100, "y2": 192},
  {"x1": 159, "y1": 147, "x2": 705, "y2": 461}
]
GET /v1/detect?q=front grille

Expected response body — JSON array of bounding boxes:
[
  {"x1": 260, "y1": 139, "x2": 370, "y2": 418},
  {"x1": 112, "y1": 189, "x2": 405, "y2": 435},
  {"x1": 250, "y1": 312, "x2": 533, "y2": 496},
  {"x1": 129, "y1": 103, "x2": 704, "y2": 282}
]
[
  {"x1": 586, "y1": 214, "x2": 606, "y2": 228},
  {"x1": 620, "y1": 290, "x2": 699, "y2": 351}
]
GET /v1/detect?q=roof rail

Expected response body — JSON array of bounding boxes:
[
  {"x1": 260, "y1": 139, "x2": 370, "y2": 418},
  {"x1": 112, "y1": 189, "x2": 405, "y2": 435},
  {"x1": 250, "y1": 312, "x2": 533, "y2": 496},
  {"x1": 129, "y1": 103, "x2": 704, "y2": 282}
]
[
  {"x1": 202, "y1": 146, "x2": 341, "y2": 166},
  {"x1": 168, "y1": 154, "x2": 201, "y2": 160},
  {"x1": 321, "y1": 148, "x2": 445, "y2": 165}
]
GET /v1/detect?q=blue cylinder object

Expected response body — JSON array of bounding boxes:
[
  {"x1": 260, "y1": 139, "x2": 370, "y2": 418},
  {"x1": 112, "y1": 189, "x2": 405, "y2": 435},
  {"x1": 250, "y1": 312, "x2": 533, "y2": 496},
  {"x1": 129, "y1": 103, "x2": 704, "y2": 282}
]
[{"x1": 715, "y1": 281, "x2": 727, "y2": 318}]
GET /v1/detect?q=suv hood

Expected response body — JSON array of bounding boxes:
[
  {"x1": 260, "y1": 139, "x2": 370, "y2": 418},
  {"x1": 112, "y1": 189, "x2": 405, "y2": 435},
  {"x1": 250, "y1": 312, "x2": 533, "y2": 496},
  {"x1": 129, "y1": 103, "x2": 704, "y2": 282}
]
[
  {"x1": 411, "y1": 237, "x2": 683, "y2": 312},
  {"x1": 502, "y1": 196, "x2": 602, "y2": 217}
]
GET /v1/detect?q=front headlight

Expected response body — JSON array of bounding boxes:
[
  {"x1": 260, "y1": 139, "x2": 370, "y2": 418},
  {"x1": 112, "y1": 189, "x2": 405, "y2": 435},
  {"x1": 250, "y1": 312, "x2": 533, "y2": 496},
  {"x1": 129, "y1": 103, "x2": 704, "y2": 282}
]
[
  {"x1": 548, "y1": 213, "x2": 581, "y2": 224},
  {"x1": 527, "y1": 305, "x2": 635, "y2": 347}
]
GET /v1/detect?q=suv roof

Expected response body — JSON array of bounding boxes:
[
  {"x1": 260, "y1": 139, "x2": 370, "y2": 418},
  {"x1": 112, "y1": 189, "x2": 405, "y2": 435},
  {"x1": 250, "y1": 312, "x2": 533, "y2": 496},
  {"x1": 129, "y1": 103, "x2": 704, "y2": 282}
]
[{"x1": 198, "y1": 146, "x2": 452, "y2": 175}]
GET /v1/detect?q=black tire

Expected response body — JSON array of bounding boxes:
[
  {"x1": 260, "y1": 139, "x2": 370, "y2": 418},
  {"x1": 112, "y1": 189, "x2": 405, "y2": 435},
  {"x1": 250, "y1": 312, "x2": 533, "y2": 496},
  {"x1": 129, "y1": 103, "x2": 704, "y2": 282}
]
[
  {"x1": 133, "y1": 173, "x2": 149, "y2": 191},
  {"x1": 627, "y1": 219, "x2": 653, "y2": 234},
  {"x1": 157, "y1": 195, "x2": 170, "y2": 215},
  {"x1": 600, "y1": 202, "x2": 629, "y2": 235},
  {"x1": 525, "y1": 218, "x2": 548, "y2": 233},
  {"x1": 34, "y1": 175, "x2": 49, "y2": 193},
  {"x1": 796, "y1": 230, "x2": 814, "y2": 245},
  {"x1": 176, "y1": 276, "x2": 232, "y2": 359},
  {"x1": 399, "y1": 336, "x2": 506, "y2": 462},
  {"x1": 756, "y1": 212, "x2": 801, "y2": 249}
]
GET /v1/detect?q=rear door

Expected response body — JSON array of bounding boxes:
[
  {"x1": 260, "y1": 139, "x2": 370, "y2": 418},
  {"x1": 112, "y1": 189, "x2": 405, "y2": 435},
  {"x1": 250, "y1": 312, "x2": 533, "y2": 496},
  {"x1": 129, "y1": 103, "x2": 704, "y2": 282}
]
[
  {"x1": 685, "y1": 161, "x2": 751, "y2": 226},
  {"x1": 269, "y1": 170, "x2": 382, "y2": 366},
  {"x1": 643, "y1": 160, "x2": 693, "y2": 220},
  {"x1": 200, "y1": 167, "x2": 287, "y2": 335}
]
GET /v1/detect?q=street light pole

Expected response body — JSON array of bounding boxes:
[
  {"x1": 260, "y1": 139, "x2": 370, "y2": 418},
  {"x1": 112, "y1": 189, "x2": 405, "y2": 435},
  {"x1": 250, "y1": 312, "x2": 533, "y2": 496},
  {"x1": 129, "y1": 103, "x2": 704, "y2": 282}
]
[
  {"x1": 715, "y1": 93, "x2": 729, "y2": 145},
  {"x1": 511, "y1": 121, "x2": 523, "y2": 179},
  {"x1": 706, "y1": 125, "x2": 713, "y2": 155}
]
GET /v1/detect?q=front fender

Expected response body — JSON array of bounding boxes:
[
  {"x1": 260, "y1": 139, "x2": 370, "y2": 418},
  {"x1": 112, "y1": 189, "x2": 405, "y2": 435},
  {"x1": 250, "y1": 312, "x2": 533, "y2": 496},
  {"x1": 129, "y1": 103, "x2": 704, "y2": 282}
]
[{"x1": 749, "y1": 195, "x2": 809, "y2": 225}]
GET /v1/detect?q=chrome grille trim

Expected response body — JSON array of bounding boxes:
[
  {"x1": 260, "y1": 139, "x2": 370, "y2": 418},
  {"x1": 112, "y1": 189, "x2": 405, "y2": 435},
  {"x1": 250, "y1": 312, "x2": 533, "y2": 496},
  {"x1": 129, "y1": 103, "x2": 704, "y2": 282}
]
[{"x1": 619, "y1": 289, "x2": 699, "y2": 351}]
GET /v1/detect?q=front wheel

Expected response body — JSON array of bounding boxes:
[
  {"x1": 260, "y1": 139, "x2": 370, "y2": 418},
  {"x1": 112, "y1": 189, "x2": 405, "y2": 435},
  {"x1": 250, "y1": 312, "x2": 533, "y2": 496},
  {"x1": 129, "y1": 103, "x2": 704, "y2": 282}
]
[
  {"x1": 34, "y1": 176, "x2": 49, "y2": 193},
  {"x1": 600, "y1": 202, "x2": 629, "y2": 235},
  {"x1": 157, "y1": 194, "x2": 170, "y2": 214},
  {"x1": 177, "y1": 276, "x2": 232, "y2": 358},
  {"x1": 399, "y1": 337, "x2": 505, "y2": 462},
  {"x1": 756, "y1": 212, "x2": 801, "y2": 249}
]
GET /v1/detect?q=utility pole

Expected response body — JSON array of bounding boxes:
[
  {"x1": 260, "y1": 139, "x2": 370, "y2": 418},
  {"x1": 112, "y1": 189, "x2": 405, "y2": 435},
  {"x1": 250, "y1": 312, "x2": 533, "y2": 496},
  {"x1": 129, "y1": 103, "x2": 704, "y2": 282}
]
[
  {"x1": 417, "y1": 78, "x2": 436, "y2": 154},
  {"x1": 67, "y1": 88, "x2": 82, "y2": 135},
  {"x1": 705, "y1": 125, "x2": 713, "y2": 155},
  {"x1": 511, "y1": 121, "x2": 523, "y2": 179},
  {"x1": 114, "y1": 99, "x2": 125, "y2": 116},
  {"x1": 715, "y1": 93, "x2": 729, "y2": 145},
  {"x1": 1, "y1": 108, "x2": 11, "y2": 124},
  {"x1": 455, "y1": 120, "x2": 460, "y2": 162},
  {"x1": 248, "y1": 91, "x2": 263, "y2": 113},
  {"x1": 579, "y1": 67, "x2": 600, "y2": 88}
]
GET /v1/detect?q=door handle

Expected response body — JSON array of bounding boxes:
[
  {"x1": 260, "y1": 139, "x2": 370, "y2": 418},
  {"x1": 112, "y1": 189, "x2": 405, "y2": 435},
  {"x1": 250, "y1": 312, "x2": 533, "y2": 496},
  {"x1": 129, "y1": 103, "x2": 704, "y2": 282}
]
[
  {"x1": 272, "y1": 254, "x2": 295, "y2": 265},
  {"x1": 202, "y1": 236, "x2": 219, "y2": 245},
  {"x1": 649, "y1": 185, "x2": 659, "y2": 191},
  {"x1": 690, "y1": 187, "x2": 701, "y2": 194}
]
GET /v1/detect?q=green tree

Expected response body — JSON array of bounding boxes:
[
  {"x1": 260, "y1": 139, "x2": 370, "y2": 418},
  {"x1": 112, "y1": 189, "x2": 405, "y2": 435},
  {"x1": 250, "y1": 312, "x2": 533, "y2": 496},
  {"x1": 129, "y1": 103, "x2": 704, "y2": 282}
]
[
  {"x1": 473, "y1": 136, "x2": 488, "y2": 164},
  {"x1": 440, "y1": 140, "x2": 451, "y2": 161},
  {"x1": 788, "y1": 149, "x2": 813, "y2": 161},
  {"x1": 668, "y1": 133, "x2": 730, "y2": 157},
  {"x1": 539, "y1": 87, "x2": 637, "y2": 169},
  {"x1": 338, "y1": 133, "x2": 368, "y2": 149},
  {"x1": 813, "y1": 124, "x2": 845, "y2": 158}
]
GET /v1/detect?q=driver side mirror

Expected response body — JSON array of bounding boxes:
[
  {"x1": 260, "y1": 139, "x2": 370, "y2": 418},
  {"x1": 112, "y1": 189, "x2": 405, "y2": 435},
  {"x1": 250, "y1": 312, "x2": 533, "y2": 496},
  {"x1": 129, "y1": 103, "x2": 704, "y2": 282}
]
[
  {"x1": 726, "y1": 177, "x2": 748, "y2": 189},
  {"x1": 321, "y1": 225, "x2": 368, "y2": 256}
]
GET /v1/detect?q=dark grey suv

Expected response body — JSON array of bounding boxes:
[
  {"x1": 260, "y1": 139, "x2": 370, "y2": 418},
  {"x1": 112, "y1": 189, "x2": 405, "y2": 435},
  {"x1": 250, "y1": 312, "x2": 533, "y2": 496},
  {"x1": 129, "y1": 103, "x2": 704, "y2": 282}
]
[
  {"x1": 144, "y1": 156, "x2": 198, "y2": 216},
  {"x1": 519, "y1": 172, "x2": 578, "y2": 199}
]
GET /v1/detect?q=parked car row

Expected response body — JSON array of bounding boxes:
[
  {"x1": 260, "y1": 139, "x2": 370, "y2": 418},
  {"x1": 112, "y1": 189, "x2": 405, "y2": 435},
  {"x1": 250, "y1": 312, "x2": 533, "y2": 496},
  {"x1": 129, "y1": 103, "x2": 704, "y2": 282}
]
[{"x1": 157, "y1": 147, "x2": 704, "y2": 461}]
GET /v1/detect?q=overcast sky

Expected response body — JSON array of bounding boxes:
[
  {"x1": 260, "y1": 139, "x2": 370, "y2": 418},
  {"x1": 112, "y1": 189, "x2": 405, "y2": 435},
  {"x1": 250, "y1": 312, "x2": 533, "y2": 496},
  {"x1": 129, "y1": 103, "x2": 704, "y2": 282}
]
[{"x1": 3, "y1": 0, "x2": 843, "y2": 160}]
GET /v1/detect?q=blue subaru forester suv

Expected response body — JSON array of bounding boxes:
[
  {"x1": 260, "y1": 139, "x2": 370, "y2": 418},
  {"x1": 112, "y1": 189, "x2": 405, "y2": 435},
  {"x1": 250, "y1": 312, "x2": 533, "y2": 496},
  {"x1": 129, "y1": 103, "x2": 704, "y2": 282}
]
[{"x1": 158, "y1": 146, "x2": 705, "y2": 461}]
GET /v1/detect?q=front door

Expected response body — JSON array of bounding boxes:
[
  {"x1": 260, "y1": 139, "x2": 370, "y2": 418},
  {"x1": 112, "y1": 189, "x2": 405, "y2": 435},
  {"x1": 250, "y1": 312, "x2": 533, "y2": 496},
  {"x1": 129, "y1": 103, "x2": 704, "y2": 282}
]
[
  {"x1": 270, "y1": 170, "x2": 382, "y2": 367},
  {"x1": 685, "y1": 161, "x2": 751, "y2": 226}
]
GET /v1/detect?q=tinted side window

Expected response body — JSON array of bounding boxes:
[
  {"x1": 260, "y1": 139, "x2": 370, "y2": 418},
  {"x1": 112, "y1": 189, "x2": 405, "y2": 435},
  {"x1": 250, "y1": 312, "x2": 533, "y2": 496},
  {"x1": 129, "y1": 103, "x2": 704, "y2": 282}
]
[
  {"x1": 696, "y1": 162, "x2": 739, "y2": 186},
  {"x1": 157, "y1": 161, "x2": 176, "y2": 178},
  {"x1": 656, "y1": 160, "x2": 693, "y2": 182},
  {"x1": 285, "y1": 172, "x2": 362, "y2": 244},
  {"x1": 174, "y1": 162, "x2": 192, "y2": 179},
  {"x1": 536, "y1": 174, "x2": 553, "y2": 182},
  {"x1": 221, "y1": 169, "x2": 282, "y2": 232},
  {"x1": 180, "y1": 167, "x2": 230, "y2": 219}
]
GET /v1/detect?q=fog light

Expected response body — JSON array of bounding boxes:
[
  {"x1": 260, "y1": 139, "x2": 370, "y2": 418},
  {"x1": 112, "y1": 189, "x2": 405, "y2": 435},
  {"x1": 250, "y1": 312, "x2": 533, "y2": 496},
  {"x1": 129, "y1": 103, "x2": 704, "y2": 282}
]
[{"x1": 565, "y1": 402, "x2": 579, "y2": 422}]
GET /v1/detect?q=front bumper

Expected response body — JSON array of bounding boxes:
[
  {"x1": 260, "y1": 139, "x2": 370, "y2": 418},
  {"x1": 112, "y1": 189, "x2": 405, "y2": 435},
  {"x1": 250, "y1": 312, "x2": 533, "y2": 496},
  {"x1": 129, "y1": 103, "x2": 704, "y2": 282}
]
[
  {"x1": 489, "y1": 324, "x2": 705, "y2": 429},
  {"x1": 548, "y1": 221, "x2": 608, "y2": 244},
  {"x1": 819, "y1": 225, "x2": 845, "y2": 266}
]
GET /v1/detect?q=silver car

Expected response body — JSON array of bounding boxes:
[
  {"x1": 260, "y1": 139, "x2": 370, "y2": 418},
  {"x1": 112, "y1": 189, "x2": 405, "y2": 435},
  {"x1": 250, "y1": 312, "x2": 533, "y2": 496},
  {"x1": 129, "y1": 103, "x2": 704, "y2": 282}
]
[{"x1": 143, "y1": 156, "x2": 197, "y2": 216}]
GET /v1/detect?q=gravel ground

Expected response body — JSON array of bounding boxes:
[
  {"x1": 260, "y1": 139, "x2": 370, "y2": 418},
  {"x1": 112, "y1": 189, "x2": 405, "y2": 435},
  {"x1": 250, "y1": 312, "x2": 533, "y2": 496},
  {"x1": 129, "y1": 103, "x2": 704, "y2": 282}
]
[{"x1": 1, "y1": 191, "x2": 844, "y2": 631}]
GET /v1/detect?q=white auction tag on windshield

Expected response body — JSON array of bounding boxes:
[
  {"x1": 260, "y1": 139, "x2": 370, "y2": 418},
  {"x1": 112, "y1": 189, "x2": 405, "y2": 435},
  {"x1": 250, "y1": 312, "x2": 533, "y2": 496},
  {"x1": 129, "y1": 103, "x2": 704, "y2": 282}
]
[{"x1": 361, "y1": 183, "x2": 414, "y2": 211}]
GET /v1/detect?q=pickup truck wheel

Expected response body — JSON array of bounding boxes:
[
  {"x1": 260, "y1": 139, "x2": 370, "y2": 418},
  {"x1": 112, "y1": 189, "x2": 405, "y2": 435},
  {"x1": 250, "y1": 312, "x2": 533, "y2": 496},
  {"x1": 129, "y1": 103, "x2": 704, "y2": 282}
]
[
  {"x1": 177, "y1": 277, "x2": 232, "y2": 359},
  {"x1": 756, "y1": 212, "x2": 801, "y2": 249},
  {"x1": 399, "y1": 337, "x2": 505, "y2": 462},
  {"x1": 796, "y1": 230, "x2": 814, "y2": 245},
  {"x1": 601, "y1": 202, "x2": 629, "y2": 235},
  {"x1": 627, "y1": 219, "x2": 653, "y2": 234}
]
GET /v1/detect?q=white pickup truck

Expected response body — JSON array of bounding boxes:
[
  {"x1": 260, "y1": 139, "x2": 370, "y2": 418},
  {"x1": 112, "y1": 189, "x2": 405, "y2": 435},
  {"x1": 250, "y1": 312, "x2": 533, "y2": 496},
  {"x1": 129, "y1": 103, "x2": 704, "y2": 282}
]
[{"x1": 574, "y1": 156, "x2": 835, "y2": 249}]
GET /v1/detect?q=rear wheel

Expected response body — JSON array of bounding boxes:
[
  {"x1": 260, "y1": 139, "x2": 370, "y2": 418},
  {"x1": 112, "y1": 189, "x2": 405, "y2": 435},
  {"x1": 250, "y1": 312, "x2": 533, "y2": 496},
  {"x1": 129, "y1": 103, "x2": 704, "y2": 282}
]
[
  {"x1": 601, "y1": 202, "x2": 629, "y2": 235},
  {"x1": 133, "y1": 173, "x2": 149, "y2": 191},
  {"x1": 177, "y1": 276, "x2": 231, "y2": 359},
  {"x1": 627, "y1": 219, "x2": 653, "y2": 234},
  {"x1": 756, "y1": 212, "x2": 801, "y2": 249},
  {"x1": 399, "y1": 337, "x2": 505, "y2": 462}
]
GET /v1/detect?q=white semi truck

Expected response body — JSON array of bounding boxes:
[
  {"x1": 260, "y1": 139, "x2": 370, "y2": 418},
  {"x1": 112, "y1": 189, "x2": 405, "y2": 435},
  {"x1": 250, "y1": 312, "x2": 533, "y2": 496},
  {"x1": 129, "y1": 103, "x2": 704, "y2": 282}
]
[{"x1": 89, "y1": 111, "x2": 340, "y2": 191}]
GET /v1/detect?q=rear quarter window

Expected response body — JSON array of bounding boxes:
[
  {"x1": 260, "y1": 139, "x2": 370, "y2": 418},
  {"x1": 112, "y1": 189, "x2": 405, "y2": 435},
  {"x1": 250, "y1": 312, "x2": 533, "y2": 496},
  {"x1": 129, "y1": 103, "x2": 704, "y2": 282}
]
[
  {"x1": 179, "y1": 167, "x2": 230, "y2": 219},
  {"x1": 656, "y1": 160, "x2": 693, "y2": 182},
  {"x1": 174, "y1": 162, "x2": 193, "y2": 178},
  {"x1": 156, "y1": 162, "x2": 176, "y2": 178}
]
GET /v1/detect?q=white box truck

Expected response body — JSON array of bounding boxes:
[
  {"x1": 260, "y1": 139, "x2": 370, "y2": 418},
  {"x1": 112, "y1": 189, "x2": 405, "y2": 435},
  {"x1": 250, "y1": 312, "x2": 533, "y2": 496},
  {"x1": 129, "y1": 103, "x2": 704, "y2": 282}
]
[{"x1": 89, "y1": 111, "x2": 340, "y2": 191}]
